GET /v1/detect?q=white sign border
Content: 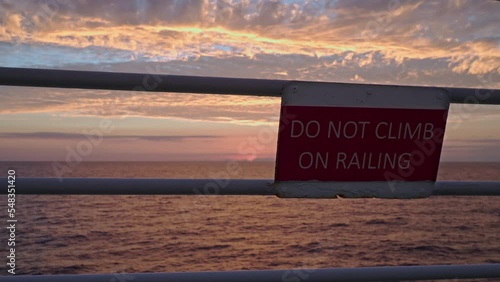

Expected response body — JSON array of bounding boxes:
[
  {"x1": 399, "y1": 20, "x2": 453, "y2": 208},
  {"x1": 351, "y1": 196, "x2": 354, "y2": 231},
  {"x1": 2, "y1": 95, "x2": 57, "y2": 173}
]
[
  {"x1": 275, "y1": 181, "x2": 435, "y2": 199},
  {"x1": 282, "y1": 81, "x2": 450, "y2": 109}
]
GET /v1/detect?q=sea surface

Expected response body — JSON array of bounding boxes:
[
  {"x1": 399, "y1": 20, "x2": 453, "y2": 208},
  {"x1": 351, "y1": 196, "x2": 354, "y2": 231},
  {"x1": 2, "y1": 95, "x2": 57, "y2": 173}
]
[{"x1": 0, "y1": 161, "x2": 499, "y2": 281}]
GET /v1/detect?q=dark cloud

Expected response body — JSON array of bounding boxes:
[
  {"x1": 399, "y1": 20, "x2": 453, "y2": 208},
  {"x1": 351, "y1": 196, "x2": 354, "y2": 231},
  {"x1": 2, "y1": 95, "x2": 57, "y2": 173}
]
[
  {"x1": 445, "y1": 139, "x2": 500, "y2": 146},
  {"x1": 441, "y1": 139, "x2": 500, "y2": 161},
  {"x1": 0, "y1": 131, "x2": 221, "y2": 141}
]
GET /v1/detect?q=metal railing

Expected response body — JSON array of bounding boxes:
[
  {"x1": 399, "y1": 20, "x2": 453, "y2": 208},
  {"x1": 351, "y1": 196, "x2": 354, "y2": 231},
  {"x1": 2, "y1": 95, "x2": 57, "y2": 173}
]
[
  {"x1": 1, "y1": 67, "x2": 500, "y2": 281},
  {"x1": 3, "y1": 264, "x2": 500, "y2": 282},
  {"x1": 0, "y1": 67, "x2": 499, "y2": 104},
  {"x1": 6, "y1": 178, "x2": 500, "y2": 196}
]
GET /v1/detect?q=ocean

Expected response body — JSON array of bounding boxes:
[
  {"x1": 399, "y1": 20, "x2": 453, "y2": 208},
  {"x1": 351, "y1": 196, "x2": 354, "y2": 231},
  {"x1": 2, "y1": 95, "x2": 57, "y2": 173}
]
[{"x1": 1, "y1": 161, "x2": 499, "y2": 280}]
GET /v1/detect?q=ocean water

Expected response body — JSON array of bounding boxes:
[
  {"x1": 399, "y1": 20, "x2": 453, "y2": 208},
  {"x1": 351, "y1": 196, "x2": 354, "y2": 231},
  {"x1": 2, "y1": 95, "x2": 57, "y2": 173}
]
[{"x1": 0, "y1": 161, "x2": 499, "y2": 280}]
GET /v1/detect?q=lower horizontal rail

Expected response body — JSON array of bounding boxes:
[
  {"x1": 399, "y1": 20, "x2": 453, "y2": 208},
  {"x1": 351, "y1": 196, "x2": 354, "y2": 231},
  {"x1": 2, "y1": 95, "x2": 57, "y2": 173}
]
[
  {"x1": 2, "y1": 264, "x2": 500, "y2": 282},
  {"x1": 2, "y1": 178, "x2": 500, "y2": 196},
  {"x1": 5, "y1": 178, "x2": 275, "y2": 195}
]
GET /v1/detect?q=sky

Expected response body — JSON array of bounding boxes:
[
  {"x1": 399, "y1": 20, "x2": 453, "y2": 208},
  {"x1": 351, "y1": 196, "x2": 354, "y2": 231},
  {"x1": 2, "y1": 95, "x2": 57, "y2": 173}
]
[{"x1": 0, "y1": 0, "x2": 499, "y2": 162}]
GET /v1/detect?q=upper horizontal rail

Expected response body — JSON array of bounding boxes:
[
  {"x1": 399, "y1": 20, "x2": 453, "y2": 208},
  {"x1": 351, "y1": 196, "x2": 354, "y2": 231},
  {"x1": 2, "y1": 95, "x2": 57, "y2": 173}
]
[
  {"x1": 0, "y1": 67, "x2": 499, "y2": 104},
  {"x1": 2, "y1": 263, "x2": 500, "y2": 281},
  {"x1": 0, "y1": 67, "x2": 284, "y2": 97},
  {"x1": 3, "y1": 178, "x2": 499, "y2": 196}
]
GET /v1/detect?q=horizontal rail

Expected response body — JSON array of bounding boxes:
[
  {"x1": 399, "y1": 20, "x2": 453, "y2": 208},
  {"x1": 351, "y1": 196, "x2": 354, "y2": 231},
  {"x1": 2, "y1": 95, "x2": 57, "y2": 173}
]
[
  {"x1": 0, "y1": 67, "x2": 284, "y2": 97},
  {"x1": 5, "y1": 178, "x2": 275, "y2": 195},
  {"x1": 434, "y1": 181, "x2": 500, "y2": 196},
  {"x1": 2, "y1": 264, "x2": 500, "y2": 281},
  {"x1": 3, "y1": 178, "x2": 499, "y2": 196},
  {"x1": 0, "y1": 67, "x2": 499, "y2": 104}
]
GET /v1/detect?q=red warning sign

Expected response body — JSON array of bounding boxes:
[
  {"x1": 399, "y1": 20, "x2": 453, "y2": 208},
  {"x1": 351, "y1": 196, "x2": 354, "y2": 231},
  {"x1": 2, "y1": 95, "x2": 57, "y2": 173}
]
[{"x1": 275, "y1": 90, "x2": 449, "y2": 182}]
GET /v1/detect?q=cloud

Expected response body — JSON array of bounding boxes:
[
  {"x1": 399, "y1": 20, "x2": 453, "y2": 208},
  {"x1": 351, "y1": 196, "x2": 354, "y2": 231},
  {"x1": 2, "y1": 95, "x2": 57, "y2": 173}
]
[
  {"x1": 0, "y1": 131, "x2": 221, "y2": 142},
  {"x1": 0, "y1": 0, "x2": 498, "y2": 76},
  {"x1": 0, "y1": 84, "x2": 281, "y2": 124},
  {"x1": 1, "y1": 1, "x2": 498, "y2": 162},
  {"x1": 441, "y1": 138, "x2": 500, "y2": 162},
  {"x1": 0, "y1": 0, "x2": 498, "y2": 124},
  {"x1": 445, "y1": 138, "x2": 500, "y2": 147},
  {"x1": 350, "y1": 74, "x2": 365, "y2": 82}
]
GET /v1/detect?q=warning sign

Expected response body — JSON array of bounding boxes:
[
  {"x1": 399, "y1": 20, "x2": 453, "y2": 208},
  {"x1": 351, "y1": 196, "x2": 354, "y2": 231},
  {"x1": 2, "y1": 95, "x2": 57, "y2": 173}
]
[{"x1": 275, "y1": 82, "x2": 449, "y2": 184}]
